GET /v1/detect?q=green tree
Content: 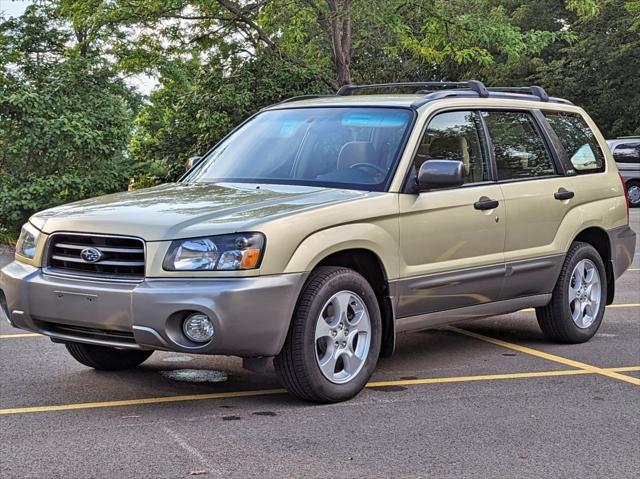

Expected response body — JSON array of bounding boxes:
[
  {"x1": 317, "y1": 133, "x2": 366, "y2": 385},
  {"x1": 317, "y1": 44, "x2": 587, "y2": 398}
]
[
  {"x1": 130, "y1": 50, "x2": 328, "y2": 179},
  {"x1": 117, "y1": 0, "x2": 597, "y2": 177},
  {"x1": 0, "y1": 4, "x2": 139, "y2": 235},
  {"x1": 534, "y1": 0, "x2": 640, "y2": 137}
]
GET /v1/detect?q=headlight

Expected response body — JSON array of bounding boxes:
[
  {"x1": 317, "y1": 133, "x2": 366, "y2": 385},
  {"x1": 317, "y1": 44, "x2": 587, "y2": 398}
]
[
  {"x1": 163, "y1": 233, "x2": 265, "y2": 271},
  {"x1": 15, "y1": 223, "x2": 40, "y2": 259}
]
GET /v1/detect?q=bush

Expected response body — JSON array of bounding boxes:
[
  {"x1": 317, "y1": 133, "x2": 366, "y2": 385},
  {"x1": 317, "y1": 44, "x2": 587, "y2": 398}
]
[{"x1": 0, "y1": 172, "x2": 130, "y2": 236}]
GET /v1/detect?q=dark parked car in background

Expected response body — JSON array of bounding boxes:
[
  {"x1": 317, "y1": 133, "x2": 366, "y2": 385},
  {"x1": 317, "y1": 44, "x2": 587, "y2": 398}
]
[{"x1": 608, "y1": 137, "x2": 640, "y2": 207}]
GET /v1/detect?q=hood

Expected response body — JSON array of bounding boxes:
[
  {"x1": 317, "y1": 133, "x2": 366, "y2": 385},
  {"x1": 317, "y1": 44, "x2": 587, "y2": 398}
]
[{"x1": 33, "y1": 182, "x2": 368, "y2": 241}]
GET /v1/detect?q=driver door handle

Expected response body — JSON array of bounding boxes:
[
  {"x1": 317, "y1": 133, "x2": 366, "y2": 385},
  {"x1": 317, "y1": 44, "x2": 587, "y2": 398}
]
[{"x1": 474, "y1": 198, "x2": 500, "y2": 210}]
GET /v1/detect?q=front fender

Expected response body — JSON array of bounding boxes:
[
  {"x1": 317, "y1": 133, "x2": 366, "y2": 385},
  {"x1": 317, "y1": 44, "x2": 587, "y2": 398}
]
[{"x1": 283, "y1": 222, "x2": 399, "y2": 279}]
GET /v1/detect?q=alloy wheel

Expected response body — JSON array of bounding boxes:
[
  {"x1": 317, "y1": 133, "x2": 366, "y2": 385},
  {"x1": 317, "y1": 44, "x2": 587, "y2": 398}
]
[
  {"x1": 314, "y1": 290, "x2": 371, "y2": 384},
  {"x1": 568, "y1": 259, "x2": 602, "y2": 329}
]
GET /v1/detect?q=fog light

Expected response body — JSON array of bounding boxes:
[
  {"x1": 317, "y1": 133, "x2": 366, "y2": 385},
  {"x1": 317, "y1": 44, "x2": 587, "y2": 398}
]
[{"x1": 182, "y1": 314, "x2": 214, "y2": 343}]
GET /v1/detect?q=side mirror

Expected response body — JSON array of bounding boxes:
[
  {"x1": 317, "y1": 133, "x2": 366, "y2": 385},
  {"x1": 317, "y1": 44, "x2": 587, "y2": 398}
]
[
  {"x1": 416, "y1": 160, "x2": 464, "y2": 192},
  {"x1": 185, "y1": 156, "x2": 204, "y2": 172}
]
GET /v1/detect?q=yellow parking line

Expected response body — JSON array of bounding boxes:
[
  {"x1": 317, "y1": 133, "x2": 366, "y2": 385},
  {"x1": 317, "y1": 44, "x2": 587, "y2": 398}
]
[
  {"x1": 613, "y1": 366, "x2": 640, "y2": 372},
  {"x1": 0, "y1": 389, "x2": 286, "y2": 415},
  {"x1": 0, "y1": 333, "x2": 41, "y2": 339},
  {"x1": 1, "y1": 366, "x2": 638, "y2": 416},
  {"x1": 366, "y1": 367, "x2": 640, "y2": 388},
  {"x1": 450, "y1": 327, "x2": 640, "y2": 386}
]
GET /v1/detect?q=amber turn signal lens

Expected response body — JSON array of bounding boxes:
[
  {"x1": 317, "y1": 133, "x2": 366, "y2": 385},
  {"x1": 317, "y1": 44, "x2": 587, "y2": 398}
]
[{"x1": 240, "y1": 248, "x2": 261, "y2": 269}]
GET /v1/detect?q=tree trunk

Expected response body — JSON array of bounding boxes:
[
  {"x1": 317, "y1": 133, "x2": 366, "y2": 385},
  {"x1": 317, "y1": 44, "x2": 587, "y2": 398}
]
[
  {"x1": 325, "y1": 0, "x2": 352, "y2": 87},
  {"x1": 218, "y1": 0, "x2": 354, "y2": 89},
  {"x1": 305, "y1": 0, "x2": 353, "y2": 88}
]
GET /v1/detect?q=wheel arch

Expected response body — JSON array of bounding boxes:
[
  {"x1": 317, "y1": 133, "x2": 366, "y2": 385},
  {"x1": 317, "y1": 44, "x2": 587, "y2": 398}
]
[
  {"x1": 282, "y1": 223, "x2": 400, "y2": 358},
  {"x1": 315, "y1": 248, "x2": 396, "y2": 358},
  {"x1": 571, "y1": 226, "x2": 615, "y2": 305}
]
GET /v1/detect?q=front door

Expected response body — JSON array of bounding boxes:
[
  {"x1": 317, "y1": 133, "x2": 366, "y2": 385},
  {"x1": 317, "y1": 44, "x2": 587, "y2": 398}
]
[{"x1": 397, "y1": 110, "x2": 506, "y2": 319}]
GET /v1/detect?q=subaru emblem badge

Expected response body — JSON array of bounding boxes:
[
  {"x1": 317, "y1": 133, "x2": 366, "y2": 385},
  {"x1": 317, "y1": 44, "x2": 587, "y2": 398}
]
[{"x1": 80, "y1": 247, "x2": 103, "y2": 263}]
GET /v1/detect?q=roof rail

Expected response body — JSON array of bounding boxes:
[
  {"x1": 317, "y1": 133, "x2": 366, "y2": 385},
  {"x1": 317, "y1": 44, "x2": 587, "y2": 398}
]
[
  {"x1": 336, "y1": 81, "x2": 489, "y2": 98},
  {"x1": 278, "y1": 94, "x2": 333, "y2": 104},
  {"x1": 487, "y1": 86, "x2": 549, "y2": 102}
]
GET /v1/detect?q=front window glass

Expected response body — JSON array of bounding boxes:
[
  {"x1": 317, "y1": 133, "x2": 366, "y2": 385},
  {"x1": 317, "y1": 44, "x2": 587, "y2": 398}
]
[
  {"x1": 482, "y1": 111, "x2": 556, "y2": 180},
  {"x1": 187, "y1": 107, "x2": 414, "y2": 191},
  {"x1": 414, "y1": 111, "x2": 489, "y2": 184},
  {"x1": 544, "y1": 111, "x2": 605, "y2": 173}
]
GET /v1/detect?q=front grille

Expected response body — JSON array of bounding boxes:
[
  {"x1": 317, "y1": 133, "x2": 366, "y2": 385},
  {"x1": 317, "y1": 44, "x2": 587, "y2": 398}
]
[{"x1": 46, "y1": 233, "x2": 145, "y2": 280}]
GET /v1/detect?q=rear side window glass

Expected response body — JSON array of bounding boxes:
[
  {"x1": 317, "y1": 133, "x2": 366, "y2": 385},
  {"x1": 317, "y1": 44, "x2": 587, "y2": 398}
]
[
  {"x1": 611, "y1": 142, "x2": 640, "y2": 164},
  {"x1": 482, "y1": 111, "x2": 556, "y2": 180},
  {"x1": 544, "y1": 111, "x2": 605, "y2": 174},
  {"x1": 415, "y1": 111, "x2": 489, "y2": 184}
]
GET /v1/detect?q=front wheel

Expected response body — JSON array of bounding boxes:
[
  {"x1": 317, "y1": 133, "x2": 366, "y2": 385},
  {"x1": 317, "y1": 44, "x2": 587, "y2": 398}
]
[
  {"x1": 274, "y1": 267, "x2": 382, "y2": 403},
  {"x1": 65, "y1": 342, "x2": 153, "y2": 370},
  {"x1": 536, "y1": 242, "x2": 607, "y2": 343}
]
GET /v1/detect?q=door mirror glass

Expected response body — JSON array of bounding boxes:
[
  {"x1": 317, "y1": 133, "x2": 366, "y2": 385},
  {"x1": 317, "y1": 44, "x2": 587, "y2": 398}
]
[
  {"x1": 417, "y1": 160, "x2": 464, "y2": 191},
  {"x1": 186, "y1": 156, "x2": 203, "y2": 172}
]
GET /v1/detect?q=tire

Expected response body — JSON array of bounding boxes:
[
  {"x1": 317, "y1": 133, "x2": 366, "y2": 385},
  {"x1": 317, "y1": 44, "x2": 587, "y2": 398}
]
[
  {"x1": 65, "y1": 342, "x2": 153, "y2": 370},
  {"x1": 626, "y1": 180, "x2": 640, "y2": 208},
  {"x1": 274, "y1": 266, "x2": 382, "y2": 403},
  {"x1": 536, "y1": 242, "x2": 607, "y2": 343}
]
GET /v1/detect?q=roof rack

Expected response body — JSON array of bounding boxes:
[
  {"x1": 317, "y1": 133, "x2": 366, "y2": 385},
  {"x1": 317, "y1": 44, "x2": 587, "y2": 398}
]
[{"x1": 276, "y1": 80, "x2": 572, "y2": 107}]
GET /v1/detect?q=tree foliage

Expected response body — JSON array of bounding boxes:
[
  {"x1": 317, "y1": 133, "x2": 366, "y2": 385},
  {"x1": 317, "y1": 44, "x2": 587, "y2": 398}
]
[
  {"x1": 0, "y1": 4, "x2": 139, "y2": 235},
  {"x1": 130, "y1": 51, "x2": 328, "y2": 180}
]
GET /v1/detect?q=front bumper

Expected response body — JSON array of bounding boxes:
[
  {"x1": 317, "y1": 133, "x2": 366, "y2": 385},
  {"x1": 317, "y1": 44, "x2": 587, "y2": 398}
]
[{"x1": 0, "y1": 261, "x2": 306, "y2": 357}]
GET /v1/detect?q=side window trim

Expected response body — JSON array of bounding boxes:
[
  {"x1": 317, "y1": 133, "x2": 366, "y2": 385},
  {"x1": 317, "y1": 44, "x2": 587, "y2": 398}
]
[
  {"x1": 477, "y1": 111, "x2": 498, "y2": 181},
  {"x1": 401, "y1": 108, "x2": 495, "y2": 193},
  {"x1": 482, "y1": 108, "x2": 561, "y2": 183},
  {"x1": 531, "y1": 109, "x2": 573, "y2": 176}
]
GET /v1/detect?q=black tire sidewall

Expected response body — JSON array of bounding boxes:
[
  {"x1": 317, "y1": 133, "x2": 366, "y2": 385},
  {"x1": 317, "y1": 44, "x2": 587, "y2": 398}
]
[
  {"x1": 554, "y1": 243, "x2": 607, "y2": 342},
  {"x1": 66, "y1": 342, "x2": 153, "y2": 370},
  {"x1": 296, "y1": 268, "x2": 382, "y2": 402}
]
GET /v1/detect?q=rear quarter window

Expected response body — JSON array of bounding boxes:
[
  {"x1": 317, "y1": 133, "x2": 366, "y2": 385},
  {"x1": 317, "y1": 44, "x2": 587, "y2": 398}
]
[{"x1": 544, "y1": 111, "x2": 605, "y2": 174}]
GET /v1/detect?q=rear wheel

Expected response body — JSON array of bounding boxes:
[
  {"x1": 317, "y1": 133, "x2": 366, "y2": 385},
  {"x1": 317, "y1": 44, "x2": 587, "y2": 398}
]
[
  {"x1": 626, "y1": 180, "x2": 640, "y2": 208},
  {"x1": 536, "y1": 242, "x2": 607, "y2": 343},
  {"x1": 274, "y1": 267, "x2": 381, "y2": 403},
  {"x1": 65, "y1": 342, "x2": 153, "y2": 370}
]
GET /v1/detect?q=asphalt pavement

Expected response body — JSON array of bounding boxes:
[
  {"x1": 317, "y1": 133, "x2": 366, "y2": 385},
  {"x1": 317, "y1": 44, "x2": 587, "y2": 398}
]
[{"x1": 1, "y1": 211, "x2": 638, "y2": 478}]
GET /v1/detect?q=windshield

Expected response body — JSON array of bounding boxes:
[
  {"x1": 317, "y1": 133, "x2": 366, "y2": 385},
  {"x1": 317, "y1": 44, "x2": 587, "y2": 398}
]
[{"x1": 186, "y1": 107, "x2": 414, "y2": 191}]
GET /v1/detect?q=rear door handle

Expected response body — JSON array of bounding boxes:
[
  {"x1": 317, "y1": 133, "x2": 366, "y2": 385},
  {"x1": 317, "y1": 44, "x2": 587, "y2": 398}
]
[
  {"x1": 474, "y1": 198, "x2": 500, "y2": 210},
  {"x1": 554, "y1": 189, "x2": 575, "y2": 200}
]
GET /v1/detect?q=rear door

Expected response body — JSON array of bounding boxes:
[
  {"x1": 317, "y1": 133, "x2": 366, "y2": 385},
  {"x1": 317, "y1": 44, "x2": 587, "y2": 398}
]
[
  {"x1": 397, "y1": 110, "x2": 506, "y2": 318},
  {"x1": 481, "y1": 109, "x2": 572, "y2": 300}
]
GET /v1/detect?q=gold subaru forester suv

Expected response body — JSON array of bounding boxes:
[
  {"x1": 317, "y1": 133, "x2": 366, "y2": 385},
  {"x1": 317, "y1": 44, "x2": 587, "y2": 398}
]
[{"x1": 1, "y1": 81, "x2": 635, "y2": 403}]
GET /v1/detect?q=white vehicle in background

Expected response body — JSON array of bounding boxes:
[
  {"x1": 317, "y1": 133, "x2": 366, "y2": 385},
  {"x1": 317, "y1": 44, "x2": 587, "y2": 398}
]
[{"x1": 608, "y1": 137, "x2": 640, "y2": 207}]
